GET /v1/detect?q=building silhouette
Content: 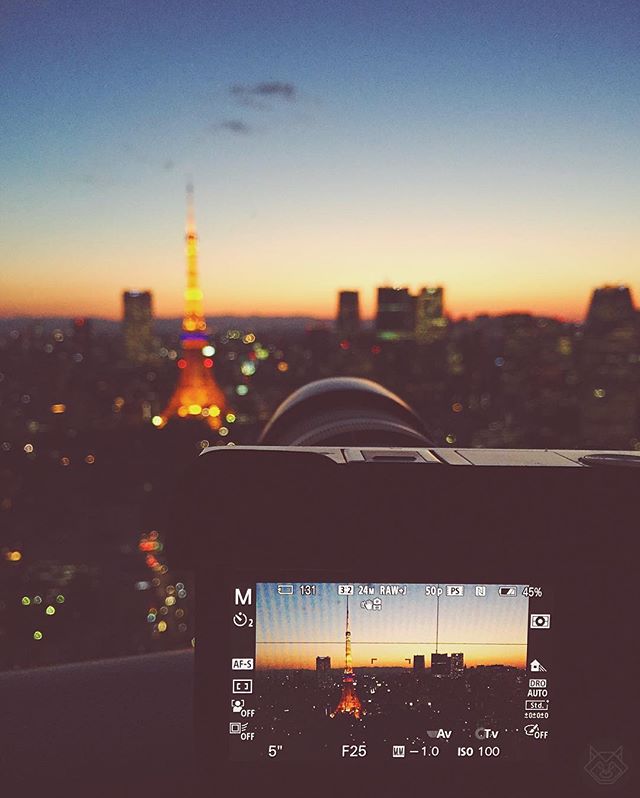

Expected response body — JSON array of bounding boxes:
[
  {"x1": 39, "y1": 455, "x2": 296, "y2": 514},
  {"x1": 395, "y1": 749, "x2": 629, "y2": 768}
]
[
  {"x1": 336, "y1": 290, "x2": 361, "y2": 338},
  {"x1": 316, "y1": 656, "x2": 332, "y2": 688},
  {"x1": 122, "y1": 290, "x2": 155, "y2": 363},
  {"x1": 374, "y1": 285, "x2": 447, "y2": 343},
  {"x1": 415, "y1": 286, "x2": 447, "y2": 343},
  {"x1": 586, "y1": 285, "x2": 637, "y2": 326},
  {"x1": 413, "y1": 654, "x2": 425, "y2": 670},
  {"x1": 431, "y1": 652, "x2": 451, "y2": 677},
  {"x1": 375, "y1": 286, "x2": 414, "y2": 340},
  {"x1": 156, "y1": 185, "x2": 227, "y2": 430},
  {"x1": 580, "y1": 285, "x2": 639, "y2": 448},
  {"x1": 451, "y1": 652, "x2": 464, "y2": 678}
]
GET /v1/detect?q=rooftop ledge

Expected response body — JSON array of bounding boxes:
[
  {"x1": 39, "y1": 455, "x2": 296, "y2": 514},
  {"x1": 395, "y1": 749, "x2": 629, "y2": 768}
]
[{"x1": 0, "y1": 650, "x2": 194, "y2": 793}]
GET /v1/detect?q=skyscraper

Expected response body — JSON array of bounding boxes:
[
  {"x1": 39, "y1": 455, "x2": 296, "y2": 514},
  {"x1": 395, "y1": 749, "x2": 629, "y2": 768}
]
[
  {"x1": 316, "y1": 655, "x2": 332, "y2": 688},
  {"x1": 431, "y1": 652, "x2": 451, "y2": 677},
  {"x1": 413, "y1": 654, "x2": 426, "y2": 670},
  {"x1": 336, "y1": 290, "x2": 361, "y2": 338},
  {"x1": 580, "y1": 285, "x2": 639, "y2": 448},
  {"x1": 415, "y1": 286, "x2": 447, "y2": 344},
  {"x1": 375, "y1": 286, "x2": 415, "y2": 340},
  {"x1": 451, "y1": 652, "x2": 464, "y2": 678},
  {"x1": 586, "y1": 285, "x2": 637, "y2": 327},
  {"x1": 156, "y1": 185, "x2": 227, "y2": 430},
  {"x1": 122, "y1": 290, "x2": 155, "y2": 363}
]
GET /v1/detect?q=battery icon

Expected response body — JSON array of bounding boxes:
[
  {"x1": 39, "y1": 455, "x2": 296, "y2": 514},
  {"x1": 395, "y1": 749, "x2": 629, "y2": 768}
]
[
  {"x1": 277, "y1": 584, "x2": 294, "y2": 595},
  {"x1": 499, "y1": 586, "x2": 517, "y2": 596}
]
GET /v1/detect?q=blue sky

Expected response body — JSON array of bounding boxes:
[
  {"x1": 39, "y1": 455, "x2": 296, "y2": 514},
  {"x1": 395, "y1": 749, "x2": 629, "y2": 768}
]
[{"x1": 2, "y1": 0, "x2": 638, "y2": 319}]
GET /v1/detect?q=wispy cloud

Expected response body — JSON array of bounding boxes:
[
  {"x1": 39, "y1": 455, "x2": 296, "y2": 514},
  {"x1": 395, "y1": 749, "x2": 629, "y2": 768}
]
[
  {"x1": 230, "y1": 81, "x2": 297, "y2": 108},
  {"x1": 212, "y1": 119, "x2": 253, "y2": 135}
]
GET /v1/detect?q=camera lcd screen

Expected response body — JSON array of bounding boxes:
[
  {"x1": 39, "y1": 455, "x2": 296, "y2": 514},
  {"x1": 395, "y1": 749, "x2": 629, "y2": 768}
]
[{"x1": 228, "y1": 582, "x2": 552, "y2": 762}]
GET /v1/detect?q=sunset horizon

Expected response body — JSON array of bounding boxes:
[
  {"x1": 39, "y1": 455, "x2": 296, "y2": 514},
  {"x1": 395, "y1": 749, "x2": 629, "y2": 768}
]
[
  {"x1": 0, "y1": 281, "x2": 625, "y2": 324},
  {"x1": 255, "y1": 645, "x2": 527, "y2": 671},
  {"x1": 2, "y1": 3, "x2": 638, "y2": 328},
  {"x1": 255, "y1": 583, "x2": 530, "y2": 672}
]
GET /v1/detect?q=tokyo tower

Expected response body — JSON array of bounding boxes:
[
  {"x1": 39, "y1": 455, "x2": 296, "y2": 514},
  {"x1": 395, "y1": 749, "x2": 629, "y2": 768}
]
[
  {"x1": 156, "y1": 185, "x2": 227, "y2": 430},
  {"x1": 331, "y1": 597, "x2": 363, "y2": 719}
]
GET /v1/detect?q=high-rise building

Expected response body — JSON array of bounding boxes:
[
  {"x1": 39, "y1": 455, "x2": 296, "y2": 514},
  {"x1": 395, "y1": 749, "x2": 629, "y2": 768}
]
[
  {"x1": 156, "y1": 185, "x2": 228, "y2": 430},
  {"x1": 122, "y1": 290, "x2": 155, "y2": 363},
  {"x1": 316, "y1": 655, "x2": 332, "y2": 688},
  {"x1": 586, "y1": 285, "x2": 637, "y2": 326},
  {"x1": 431, "y1": 652, "x2": 451, "y2": 677},
  {"x1": 336, "y1": 291, "x2": 361, "y2": 338},
  {"x1": 415, "y1": 286, "x2": 447, "y2": 344},
  {"x1": 413, "y1": 654, "x2": 426, "y2": 670},
  {"x1": 451, "y1": 652, "x2": 464, "y2": 678},
  {"x1": 580, "y1": 286, "x2": 639, "y2": 448},
  {"x1": 375, "y1": 287, "x2": 414, "y2": 340}
]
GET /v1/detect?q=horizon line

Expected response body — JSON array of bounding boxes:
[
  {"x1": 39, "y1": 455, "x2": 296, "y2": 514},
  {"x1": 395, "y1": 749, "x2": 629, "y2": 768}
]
[
  {"x1": 255, "y1": 663, "x2": 525, "y2": 669},
  {"x1": 0, "y1": 309, "x2": 586, "y2": 324}
]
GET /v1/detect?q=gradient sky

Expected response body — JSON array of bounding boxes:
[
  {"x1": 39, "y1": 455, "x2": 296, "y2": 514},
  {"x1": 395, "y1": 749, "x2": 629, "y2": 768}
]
[
  {"x1": 1, "y1": 1, "x2": 639, "y2": 320},
  {"x1": 256, "y1": 583, "x2": 529, "y2": 668}
]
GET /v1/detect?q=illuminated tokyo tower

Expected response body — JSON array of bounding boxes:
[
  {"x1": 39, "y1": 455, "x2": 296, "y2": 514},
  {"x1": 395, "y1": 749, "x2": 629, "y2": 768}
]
[
  {"x1": 156, "y1": 185, "x2": 227, "y2": 430},
  {"x1": 331, "y1": 597, "x2": 363, "y2": 719}
]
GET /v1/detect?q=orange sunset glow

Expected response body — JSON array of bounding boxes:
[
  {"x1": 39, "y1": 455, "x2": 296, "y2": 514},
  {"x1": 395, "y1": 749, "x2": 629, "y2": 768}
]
[
  {"x1": 1, "y1": 230, "x2": 637, "y2": 322},
  {"x1": 256, "y1": 642, "x2": 526, "y2": 670},
  {"x1": 1, "y1": 195, "x2": 638, "y2": 322}
]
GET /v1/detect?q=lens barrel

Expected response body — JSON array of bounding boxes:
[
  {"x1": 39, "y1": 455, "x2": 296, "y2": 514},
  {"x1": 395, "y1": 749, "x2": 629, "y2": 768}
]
[{"x1": 258, "y1": 377, "x2": 432, "y2": 447}]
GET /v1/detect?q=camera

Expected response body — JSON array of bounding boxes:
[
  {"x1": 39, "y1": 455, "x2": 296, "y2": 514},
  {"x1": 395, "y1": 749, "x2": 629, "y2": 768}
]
[{"x1": 170, "y1": 378, "x2": 637, "y2": 797}]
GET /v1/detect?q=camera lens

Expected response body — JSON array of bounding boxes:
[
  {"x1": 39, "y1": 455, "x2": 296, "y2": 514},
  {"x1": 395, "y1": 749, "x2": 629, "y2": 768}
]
[{"x1": 258, "y1": 377, "x2": 432, "y2": 447}]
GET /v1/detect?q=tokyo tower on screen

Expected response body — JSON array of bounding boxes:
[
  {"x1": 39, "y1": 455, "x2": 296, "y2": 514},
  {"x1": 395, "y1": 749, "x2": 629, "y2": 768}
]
[{"x1": 331, "y1": 597, "x2": 363, "y2": 719}]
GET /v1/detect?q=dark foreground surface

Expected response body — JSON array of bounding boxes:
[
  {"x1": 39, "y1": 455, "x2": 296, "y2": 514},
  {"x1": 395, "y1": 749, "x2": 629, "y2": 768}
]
[{"x1": 0, "y1": 649, "x2": 194, "y2": 794}]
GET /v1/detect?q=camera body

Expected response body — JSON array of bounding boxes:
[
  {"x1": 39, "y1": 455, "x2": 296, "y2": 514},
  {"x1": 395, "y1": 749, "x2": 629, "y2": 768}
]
[{"x1": 173, "y1": 446, "x2": 637, "y2": 796}]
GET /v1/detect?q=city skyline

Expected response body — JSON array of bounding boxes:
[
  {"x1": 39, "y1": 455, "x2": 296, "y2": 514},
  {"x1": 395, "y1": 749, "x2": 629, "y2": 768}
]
[
  {"x1": 255, "y1": 583, "x2": 529, "y2": 669},
  {"x1": 2, "y1": 2, "x2": 639, "y2": 321},
  {"x1": 0, "y1": 280, "x2": 636, "y2": 327}
]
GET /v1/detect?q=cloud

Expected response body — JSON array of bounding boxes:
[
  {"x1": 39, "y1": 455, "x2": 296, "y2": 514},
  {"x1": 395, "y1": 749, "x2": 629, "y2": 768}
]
[
  {"x1": 231, "y1": 81, "x2": 297, "y2": 108},
  {"x1": 213, "y1": 119, "x2": 253, "y2": 135}
]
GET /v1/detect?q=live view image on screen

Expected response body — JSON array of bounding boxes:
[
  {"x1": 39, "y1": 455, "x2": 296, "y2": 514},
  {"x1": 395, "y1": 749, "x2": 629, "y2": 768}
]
[{"x1": 233, "y1": 582, "x2": 540, "y2": 761}]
